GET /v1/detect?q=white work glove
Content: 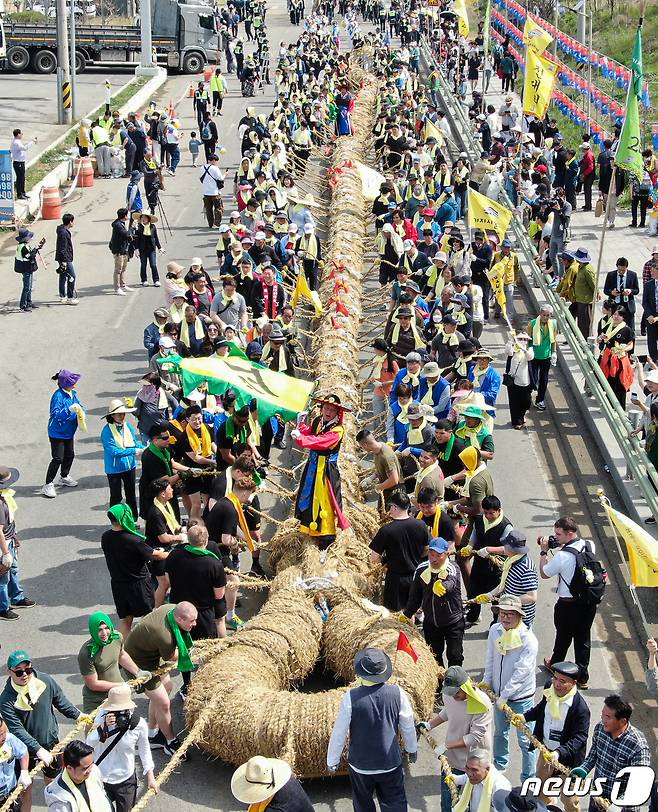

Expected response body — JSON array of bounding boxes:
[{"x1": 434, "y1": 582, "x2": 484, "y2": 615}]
[
  {"x1": 475, "y1": 547, "x2": 490, "y2": 559},
  {"x1": 290, "y1": 429, "x2": 302, "y2": 441},
  {"x1": 136, "y1": 669, "x2": 152, "y2": 681},
  {"x1": 496, "y1": 696, "x2": 508, "y2": 710},
  {"x1": 36, "y1": 747, "x2": 54, "y2": 766},
  {"x1": 1, "y1": 554, "x2": 12, "y2": 568},
  {"x1": 550, "y1": 352, "x2": 557, "y2": 367},
  {"x1": 434, "y1": 743, "x2": 447, "y2": 756},
  {"x1": 19, "y1": 771, "x2": 32, "y2": 788},
  {"x1": 327, "y1": 764, "x2": 339, "y2": 773}
]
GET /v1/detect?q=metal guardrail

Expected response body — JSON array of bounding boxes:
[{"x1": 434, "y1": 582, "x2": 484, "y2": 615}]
[{"x1": 420, "y1": 41, "x2": 658, "y2": 519}]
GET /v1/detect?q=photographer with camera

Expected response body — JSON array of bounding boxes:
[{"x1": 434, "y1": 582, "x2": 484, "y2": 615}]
[
  {"x1": 538, "y1": 516, "x2": 606, "y2": 689},
  {"x1": 14, "y1": 228, "x2": 46, "y2": 313},
  {"x1": 199, "y1": 153, "x2": 225, "y2": 229},
  {"x1": 546, "y1": 188, "x2": 571, "y2": 282},
  {"x1": 87, "y1": 684, "x2": 157, "y2": 812}
]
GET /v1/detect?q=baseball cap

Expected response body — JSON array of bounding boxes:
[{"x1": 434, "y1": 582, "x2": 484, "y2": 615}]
[
  {"x1": 7, "y1": 651, "x2": 30, "y2": 669},
  {"x1": 159, "y1": 336, "x2": 175, "y2": 348},
  {"x1": 403, "y1": 239, "x2": 415, "y2": 250},
  {"x1": 428, "y1": 537, "x2": 449, "y2": 553}
]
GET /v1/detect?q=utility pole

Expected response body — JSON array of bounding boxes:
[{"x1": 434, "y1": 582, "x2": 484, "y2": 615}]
[
  {"x1": 135, "y1": 0, "x2": 158, "y2": 75},
  {"x1": 552, "y1": 0, "x2": 558, "y2": 58},
  {"x1": 69, "y1": 0, "x2": 77, "y2": 120},
  {"x1": 56, "y1": 0, "x2": 71, "y2": 124},
  {"x1": 577, "y1": 0, "x2": 587, "y2": 44}
]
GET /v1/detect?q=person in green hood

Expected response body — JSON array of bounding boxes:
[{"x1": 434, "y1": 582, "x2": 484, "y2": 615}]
[{"x1": 77, "y1": 612, "x2": 150, "y2": 713}]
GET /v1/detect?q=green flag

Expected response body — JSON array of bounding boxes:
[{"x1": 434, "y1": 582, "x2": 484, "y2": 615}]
[
  {"x1": 483, "y1": 0, "x2": 491, "y2": 57},
  {"x1": 615, "y1": 24, "x2": 644, "y2": 181}
]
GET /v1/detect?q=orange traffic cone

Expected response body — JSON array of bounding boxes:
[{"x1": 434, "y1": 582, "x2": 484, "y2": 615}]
[{"x1": 41, "y1": 186, "x2": 62, "y2": 220}]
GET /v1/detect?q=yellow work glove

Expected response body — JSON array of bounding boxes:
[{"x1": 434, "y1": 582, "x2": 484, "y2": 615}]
[
  {"x1": 432, "y1": 580, "x2": 447, "y2": 597},
  {"x1": 474, "y1": 593, "x2": 491, "y2": 604},
  {"x1": 398, "y1": 612, "x2": 410, "y2": 624},
  {"x1": 510, "y1": 713, "x2": 526, "y2": 727},
  {"x1": 478, "y1": 682, "x2": 492, "y2": 691},
  {"x1": 459, "y1": 546, "x2": 473, "y2": 557},
  {"x1": 444, "y1": 773, "x2": 456, "y2": 787},
  {"x1": 77, "y1": 713, "x2": 95, "y2": 727},
  {"x1": 543, "y1": 750, "x2": 559, "y2": 763}
]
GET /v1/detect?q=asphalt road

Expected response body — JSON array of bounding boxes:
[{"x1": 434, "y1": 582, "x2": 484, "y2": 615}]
[
  {"x1": 0, "y1": 68, "x2": 135, "y2": 156},
  {"x1": 0, "y1": 5, "x2": 654, "y2": 812}
]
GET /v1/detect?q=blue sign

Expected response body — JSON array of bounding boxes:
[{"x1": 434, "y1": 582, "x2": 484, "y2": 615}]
[{"x1": 0, "y1": 150, "x2": 15, "y2": 226}]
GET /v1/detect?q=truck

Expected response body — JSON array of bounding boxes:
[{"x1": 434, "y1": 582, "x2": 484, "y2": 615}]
[{"x1": 2, "y1": 0, "x2": 221, "y2": 73}]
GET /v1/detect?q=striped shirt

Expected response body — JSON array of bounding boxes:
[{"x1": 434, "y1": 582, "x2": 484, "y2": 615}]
[
  {"x1": 500, "y1": 554, "x2": 538, "y2": 627},
  {"x1": 581, "y1": 722, "x2": 651, "y2": 808}
]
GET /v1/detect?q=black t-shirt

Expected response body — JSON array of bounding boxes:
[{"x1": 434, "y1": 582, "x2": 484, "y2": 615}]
[
  {"x1": 206, "y1": 474, "x2": 260, "y2": 532},
  {"x1": 215, "y1": 420, "x2": 251, "y2": 470},
  {"x1": 206, "y1": 496, "x2": 238, "y2": 553},
  {"x1": 369, "y1": 517, "x2": 429, "y2": 575},
  {"x1": 419, "y1": 510, "x2": 455, "y2": 541},
  {"x1": 179, "y1": 427, "x2": 211, "y2": 470},
  {"x1": 138, "y1": 447, "x2": 172, "y2": 515},
  {"x1": 435, "y1": 436, "x2": 468, "y2": 478},
  {"x1": 145, "y1": 503, "x2": 177, "y2": 549},
  {"x1": 101, "y1": 529, "x2": 153, "y2": 582},
  {"x1": 165, "y1": 546, "x2": 226, "y2": 609}
]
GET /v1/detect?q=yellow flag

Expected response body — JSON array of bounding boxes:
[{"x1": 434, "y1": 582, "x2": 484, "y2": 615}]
[
  {"x1": 486, "y1": 262, "x2": 507, "y2": 317},
  {"x1": 453, "y1": 0, "x2": 469, "y2": 38},
  {"x1": 355, "y1": 161, "x2": 386, "y2": 203},
  {"x1": 523, "y1": 17, "x2": 553, "y2": 54},
  {"x1": 291, "y1": 272, "x2": 324, "y2": 317},
  {"x1": 172, "y1": 355, "x2": 316, "y2": 423},
  {"x1": 467, "y1": 187, "x2": 512, "y2": 239},
  {"x1": 523, "y1": 48, "x2": 558, "y2": 120},
  {"x1": 423, "y1": 117, "x2": 445, "y2": 147},
  {"x1": 603, "y1": 504, "x2": 658, "y2": 587}
]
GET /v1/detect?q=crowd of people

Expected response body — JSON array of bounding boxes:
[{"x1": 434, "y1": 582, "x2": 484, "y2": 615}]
[{"x1": 4, "y1": 0, "x2": 658, "y2": 811}]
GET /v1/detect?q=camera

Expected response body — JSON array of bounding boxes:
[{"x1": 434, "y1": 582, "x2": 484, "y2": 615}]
[
  {"x1": 113, "y1": 710, "x2": 133, "y2": 731},
  {"x1": 538, "y1": 534, "x2": 560, "y2": 549}
]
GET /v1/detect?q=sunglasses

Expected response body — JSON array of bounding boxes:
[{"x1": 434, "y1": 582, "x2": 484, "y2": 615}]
[
  {"x1": 12, "y1": 667, "x2": 33, "y2": 677},
  {"x1": 155, "y1": 435, "x2": 171, "y2": 441}
]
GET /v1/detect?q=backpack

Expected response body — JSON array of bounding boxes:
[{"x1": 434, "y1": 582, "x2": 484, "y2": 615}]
[
  {"x1": 201, "y1": 122, "x2": 212, "y2": 141},
  {"x1": 561, "y1": 540, "x2": 607, "y2": 605}
]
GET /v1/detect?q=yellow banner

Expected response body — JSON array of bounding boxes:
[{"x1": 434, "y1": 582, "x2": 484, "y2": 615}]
[
  {"x1": 423, "y1": 117, "x2": 445, "y2": 147},
  {"x1": 604, "y1": 504, "x2": 658, "y2": 587},
  {"x1": 523, "y1": 48, "x2": 558, "y2": 120},
  {"x1": 291, "y1": 272, "x2": 324, "y2": 317},
  {"x1": 486, "y1": 261, "x2": 507, "y2": 316},
  {"x1": 174, "y1": 355, "x2": 316, "y2": 422},
  {"x1": 523, "y1": 17, "x2": 553, "y2": 54},
  {"x1": 467, "y1": 187, "x2": 512, "y2": 239},
  {"x1": 453, "y1": 0, "x2": 470, "y2": 38}
]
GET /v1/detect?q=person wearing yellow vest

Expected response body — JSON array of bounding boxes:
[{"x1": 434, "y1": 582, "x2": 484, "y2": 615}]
[
  {"x1": 482, "y1": 593, "x2": 539, "y2": 781},
  {"x1": 520, "y1": 661, "x2": 590, "y2": 812},
  {"x1": 101, "y1": 400, "x2": 143, "y2": 522},
  {"x1": 45, "y1": 740, "x2": 112, "y2": 812},
  {"x1": 231, "y1": 755, "x2": 314, "y2": 812},
  {"x1": 210, "y1": 68, "x2": 228, "y2": 116},
  {"x1": 419, "y1": 666, "x2": 496, "y2": 812},
  {"x1": 0, "y1": 466, "x2": 35, "y2": 621},
  {"x1": 91, "y1": 120, "x2": 111, "y2": 178}
]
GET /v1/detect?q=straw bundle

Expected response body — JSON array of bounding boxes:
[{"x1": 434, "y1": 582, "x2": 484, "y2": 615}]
[{"x1": 186, "y1": 61, "x2": 440, "y2": 779}]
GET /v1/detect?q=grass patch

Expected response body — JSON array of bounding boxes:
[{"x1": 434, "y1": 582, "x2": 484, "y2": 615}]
[{"x1": 24, "y1": 75, "x2": 150, "y2": 192}]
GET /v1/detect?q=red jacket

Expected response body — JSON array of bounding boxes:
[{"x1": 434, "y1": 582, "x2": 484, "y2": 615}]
[{"x1": 580, "y1": 150, "x2": 595, "y2": 177}]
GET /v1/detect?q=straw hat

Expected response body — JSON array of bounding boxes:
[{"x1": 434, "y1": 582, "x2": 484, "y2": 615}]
[
  {"x1": 132, "y1": 212, "x2": 158, "y2": 223},
  {"x1": 104, "y1": 684, "x2": 136, "y2": 713},
  {"x1": 105, "y1": 399, "x2": 136, "y2": 418},
  {"x1": 289, "y1": 191, "x2": 319, "y2": 208},
  {"x1": 231, "y1": 757, "x2": 292, "y2": 804}
]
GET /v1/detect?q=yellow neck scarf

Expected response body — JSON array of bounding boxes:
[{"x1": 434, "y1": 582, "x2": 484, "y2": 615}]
[
  {"x1": 402, "y1": 370, "x2": 420, "y2": 388},
  {"x1": 262, "y1": 342, "x2": 288, "y2": 371},
  {"x1": 12, "y1": 677, "x2": 47, "y2": 711},
  {"x1": 0, "y1": 490, "x2": 17, "y2": 523},
  {"x1": 109, "y1": 422, "x2": 135, "y2": 449},
  {"x1": 186, "y1": 423, "x2": 211, "y2": 457},
  {"x1": 420, "y1": 563, "x2": 448, "y2": 584},
  {"x1": 453, "y1": 761, "x2": 498, "y2": 812},
  {"x1": 495, "y1": 625, "x2": 524, "y2": 655},
  {"x1": 180, "y1": 317, "x2": 205, "y2": 348},
  {"x1": 460, "y1": 680, "x2": 492, "y2": 715},
  {"x1": 371, "y1": 356, "x2": 386, "y2": 379},
  {"x1": 407, "y1": 420, "x2": 427, "y2": 446},
  {"x1": 499, "y1": 553, "x2": 523, "y2": 591},
  {"x1": 391, "y1": 320, "x2": 425, "y2": 350},
  {"x1": 61, "y1": 767, "x2": 111, "y2": 812},
  {"x1": 532, "y1": 317, "x2": 556, "y2": 347},
  {"x1": 248, "y1": 800, "x2": 274, "y2": 812},
  {"x1": 418, "y1": 508, "x2": 441, "y2": 538},
  {"x1": 472, "y1": 364, "x2": 489, "y2": 384},
  {"x1": 543, "y1": 684, "x2": 577, "y2": 719},
  {"x1": 248, "y1": 414, "x2": 262, "y2": 445},
  {"x1": 483, "y1": 513, "x2": 503, "y2": 532},
  {"x1": 227, "y1": 492, "x2": 255, "y2": 552},
  {"x1": 416, "y1": 461, "x2": 439, "y2": 485},
  {"x1": 154, "y1": 498, "x2": 179, "y2": 534},
  {"x1": 455, "y1": 421, "x2": 484, "y2": 450},
  {"x1": 169, "y1": 303, "x2": 186, "y2": 323}
]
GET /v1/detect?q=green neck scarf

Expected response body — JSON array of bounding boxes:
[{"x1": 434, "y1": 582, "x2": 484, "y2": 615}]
[
  {"x1": 108, "y1": 503, "x2": 146, "y2": 540},
  {"x1": 440, "y1": 434, "x2": 455, "y2": 461},
  {"x1": 184, "y1": 544, "x2": 219, "y2": 560},
  {"x1": 225, "y1": 416, "x2": 248, "y2": 443},
  {"x1": 166, "y1": 609, "x2": 196, "y2": 673},
  {"x1": 87, "y1": 611, "x2": 121, "y2": 659},
  {"x1": 148, "y1": 442, "x2": 172, "y2": 476}
]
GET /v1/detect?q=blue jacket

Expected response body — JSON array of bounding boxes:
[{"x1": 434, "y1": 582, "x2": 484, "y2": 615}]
[
  {"x1": 469, "y1": 366, "x2": 502, "y2": 408},
  {"x1": 389, "y1": 368, "x2": 421, "y2": 406},
  {"x1": 387, "y1": 400, "x2": 409, "y2": 446},
  {"x1": 144, "y1": 322, "x2": 161, "y2": 359},
  {"x1": 418, "y1": 376, "x2": 451, "y2": 418},
  {"x1": 47, "y1": 388, "x2": 82, "y2": 440},
  {"x1": 100, "y1": 422, "x2": 142, "y2": 475},
  {"x1": 434, "y1": 197, "x2": 459, "y2": 228}
]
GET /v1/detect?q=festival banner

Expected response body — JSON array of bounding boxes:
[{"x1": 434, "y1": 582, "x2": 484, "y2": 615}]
[
  {"x1": 522, "y1": 16, "x2": 553, "y2": 54},
  {"x1": 162, "y1": 355, "x2": 316, "y2": 423},
  {"x1": 523, "y1": 47, "x2": 558, "y2": 119},
  {"x1": 0, "y1": 151, "x2": 15, "y2": 227},
  {"x1": 453, "y1": 0, "x2": 470, "y2": 38},
  {"x1": 603, "y1": 503, "x2": 658, "y2": 588},
  {"x1": 615, "y1": 25, "x2": 644, "y2": 182},
  {"x1": 423, "y1": 117, "x2": 445, "y2": 147},
  {"x1": 467, "y1": 187, "x2": 512, "y2": 239},
  {"x1": 482, "y1": 0, "x2": 491, "y2": 57}
]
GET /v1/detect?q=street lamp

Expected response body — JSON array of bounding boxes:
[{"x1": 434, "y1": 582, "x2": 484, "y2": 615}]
[{"x1": 565, "y1": 2, "x2": 593, "y2": 133}]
